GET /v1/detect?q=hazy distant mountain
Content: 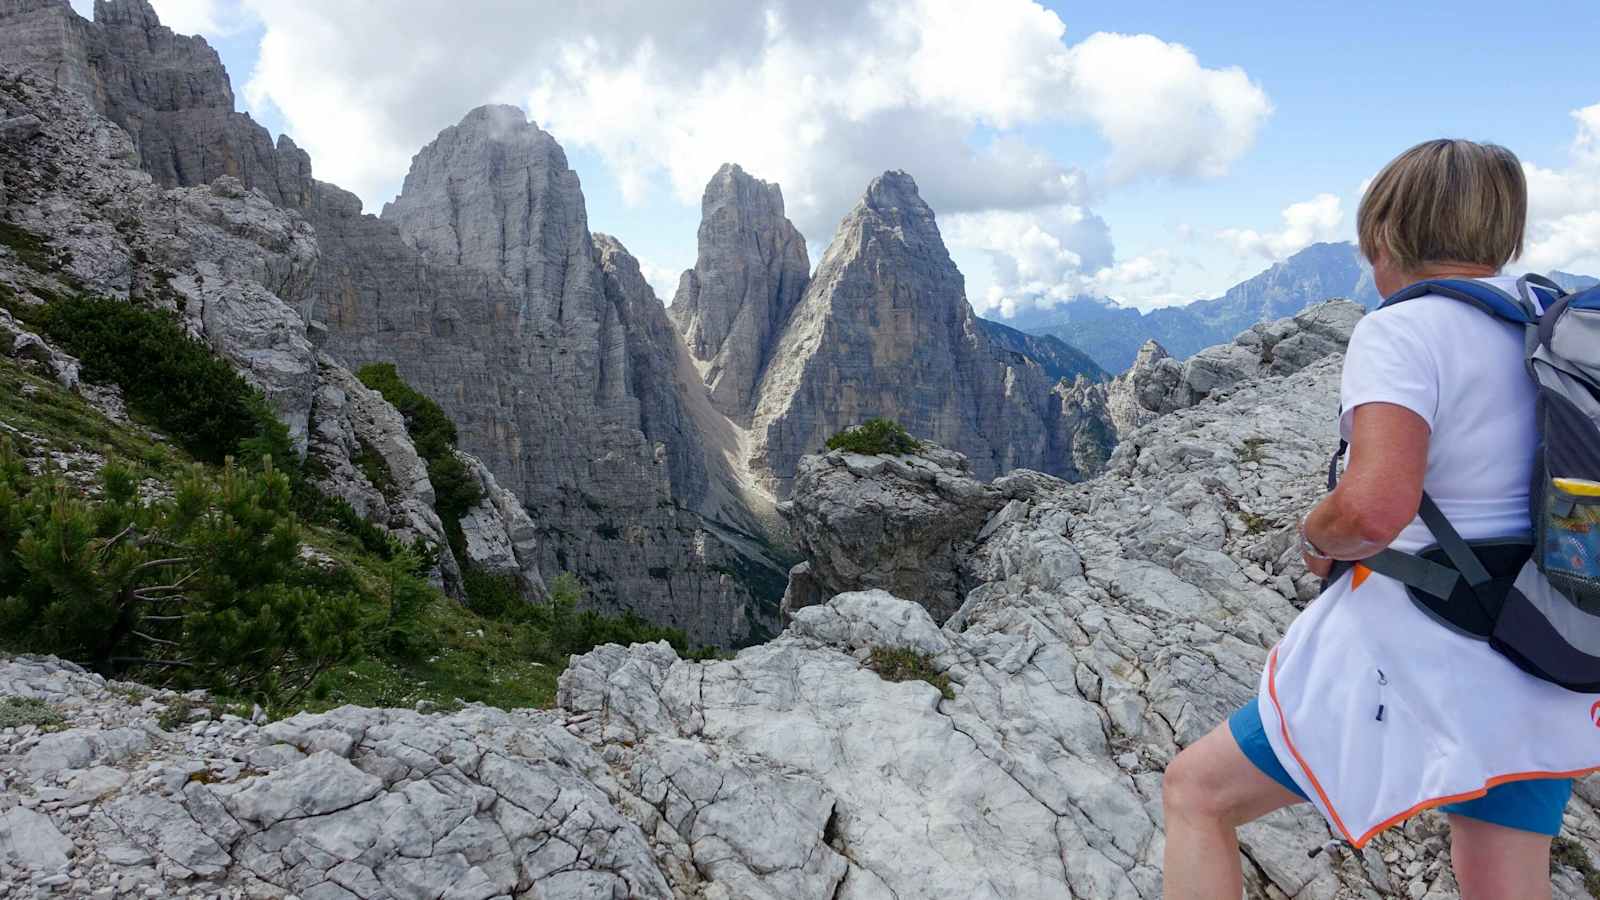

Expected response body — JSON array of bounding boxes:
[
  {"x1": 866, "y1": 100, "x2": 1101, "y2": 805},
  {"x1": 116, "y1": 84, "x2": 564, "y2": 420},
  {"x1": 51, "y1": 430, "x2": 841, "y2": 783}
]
[
  {"x1": 975, "y1": 318, "x2": 1109, "y2": 383},
  {"x1": 1018, "y1": 242, "x2": 1380, "y2": 373},
  {"x1": 1551, "y1": 270, "x2": 1598, "y2": 292}
]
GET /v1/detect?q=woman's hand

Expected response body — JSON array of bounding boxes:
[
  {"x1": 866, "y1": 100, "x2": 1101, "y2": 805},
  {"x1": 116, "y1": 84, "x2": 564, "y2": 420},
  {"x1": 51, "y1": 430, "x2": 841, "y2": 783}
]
[{"x1": 1302, "y1": 552, "x2": 1333, "y2": 579}]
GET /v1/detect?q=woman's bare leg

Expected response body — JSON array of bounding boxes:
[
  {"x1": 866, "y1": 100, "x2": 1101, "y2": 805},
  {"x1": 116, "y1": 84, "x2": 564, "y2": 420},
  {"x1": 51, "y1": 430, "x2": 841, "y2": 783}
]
[
  {"x1": 1448, "y1": 814, "x2": 1552, "y2": 900},
  {"x1": 1162, "y1": 721, "x2": 1306, "y2": 899}
]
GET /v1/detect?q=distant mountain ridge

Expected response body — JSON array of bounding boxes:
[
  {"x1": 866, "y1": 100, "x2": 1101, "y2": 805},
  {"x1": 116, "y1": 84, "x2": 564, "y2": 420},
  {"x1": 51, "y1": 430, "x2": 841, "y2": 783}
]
[
  {"x1": 1012, "y1": 244, "x2": 1596, "y2": 375},
  {"x1": 1014, "y1": 242, "x2": 1380, "y2": 373},
  {"x1": 974, "y1": 318, "x2": 1109, "y2": 383},
  {"x1": 1551, "y1": 271, "x2": 1598, "y2": 292}
]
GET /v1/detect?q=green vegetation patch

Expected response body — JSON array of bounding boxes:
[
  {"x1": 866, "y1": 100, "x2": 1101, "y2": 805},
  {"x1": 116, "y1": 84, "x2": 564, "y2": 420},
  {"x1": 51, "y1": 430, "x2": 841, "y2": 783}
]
[
  {"x1": 37, "y1": 295, "x2": 292, "y2": 468},
  {"x1": 352, "y1": 436, "x2": 397, "y2": 499},
  {"x1": 0, "y1": 696, "x2": 66, "y2": 731},
  {"x1": 0, "y1": 443, "x2": 363, "y2": 705},
  {"x1": 0, "y1": 294, "x2": 719, "y2": 716},
  {"x1": 356, "y1": 363, "x2": 482, "y2": 556},
  {"x1": 1235, "y1": 437, "x2": 1272, "y2": 465},
  {"x1": 155, "y1": 696, "x2": 220, "y2": 732},
  {"x1": 826, "y1": 418, "x2": 924, "y2": 456},
  {"x1": 867, "y1": 646, "x2": 954, "y2": 700},
  {"x1": 0, "y1": 220, "x2": 58, "y2": 274},
  {"x1": 0, "y1": 356, "x2": 181, "y2": 474}
]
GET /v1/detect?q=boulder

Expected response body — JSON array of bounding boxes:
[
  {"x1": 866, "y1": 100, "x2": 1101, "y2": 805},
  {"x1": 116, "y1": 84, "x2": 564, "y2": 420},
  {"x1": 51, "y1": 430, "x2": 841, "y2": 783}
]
[{"x1": 780, "y1": 445, "x2": 1010, "y2": 622}]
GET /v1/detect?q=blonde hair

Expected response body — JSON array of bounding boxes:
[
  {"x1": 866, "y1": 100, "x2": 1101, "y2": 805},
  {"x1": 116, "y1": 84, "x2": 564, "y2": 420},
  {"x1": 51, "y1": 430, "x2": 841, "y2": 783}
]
[{"x1": 1357, "y1": 139, "x2": 1526, "y2": 272}]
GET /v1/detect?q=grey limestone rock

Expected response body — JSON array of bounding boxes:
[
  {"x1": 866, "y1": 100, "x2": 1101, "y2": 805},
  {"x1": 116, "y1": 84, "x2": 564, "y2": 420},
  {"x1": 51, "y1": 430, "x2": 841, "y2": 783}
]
[
  {"x1": 0, "y1": 70, "x2": 321, "y2": 447},
  {"x1": 669, "y1": 162, "x2": 810, "y2": 421},
  {"x1": 780, "y1": 445, "x2": 1010, "y2": 623},
  {"x1": 0, "y1": 0, "x2": 314, "y2": 207},
  {"x1": 0, "y1": 113, "x2": 41, "y2": 142},
  {"x1": 0, "y1": 806, "x2": 74, "y2": 871},
  {"x1": 3, "y1": 315, "x2": 1599, "y2": 897},
  {"x1": 0, "y1": 45, "x2": 769, "y2": 642},
  {"x1": 456, "y1": 450, "x2": 548, "y2": 601},
  {"x1": 1103, "y1": 299, "x2": 1365, "y2": 434},
  {"x1": 750, "y1": 170, "x2": 1113, "y2": 496}
]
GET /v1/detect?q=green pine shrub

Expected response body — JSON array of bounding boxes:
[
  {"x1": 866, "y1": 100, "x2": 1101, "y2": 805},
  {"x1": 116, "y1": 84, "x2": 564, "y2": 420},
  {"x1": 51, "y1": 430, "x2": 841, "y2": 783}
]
[
  {"x1": 37, "y1": 295, "x2": 292, "y2": 469},
  {"x1": 0, "y1": 441, "x2": 360, "y2": 703},
  {"x1": 825, "y1": 418, "x2": 924, "y2": 455}
]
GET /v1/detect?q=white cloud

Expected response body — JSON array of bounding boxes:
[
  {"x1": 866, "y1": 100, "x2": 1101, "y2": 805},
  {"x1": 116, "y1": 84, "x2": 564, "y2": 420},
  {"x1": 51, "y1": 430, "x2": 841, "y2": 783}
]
[
  {"x1": 1060, "y1": 32, "x2": 1272, "y2": 182},
  {"x1": 942, "y1": 205, "x2": 1112, "y2": 317},
  {"x1": 68, "y1": 0, "x2": 243, "y2": 36},
  {"x1": 235, "y1": 1, "x2": 1271, "y2": 244},
  {"x1": 636, "y1": 258, "x2": 683, "y2": 305},
  {"x1": 1521, "y1": 104, "x2": 1600, "y2": 275},
  {"x1": 150, "y1": 0, "x2": 241, "y2": 37},
  {"x1": 1216, "y1": 193, "x2": 1343, "y2": 261}
]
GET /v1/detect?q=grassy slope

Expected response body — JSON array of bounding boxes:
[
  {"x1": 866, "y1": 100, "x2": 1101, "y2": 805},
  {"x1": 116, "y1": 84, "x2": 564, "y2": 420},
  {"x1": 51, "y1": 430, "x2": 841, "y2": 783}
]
[{"x1": 0, "y1": 351, "x2": 570, "y2": 711}]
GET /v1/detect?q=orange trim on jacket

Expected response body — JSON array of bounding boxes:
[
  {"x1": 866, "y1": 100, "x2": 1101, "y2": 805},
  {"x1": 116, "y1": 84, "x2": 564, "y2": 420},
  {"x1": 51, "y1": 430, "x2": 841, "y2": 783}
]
[{"x1": 1265, "y1": 646, "x2": 1600, "y2": 849}]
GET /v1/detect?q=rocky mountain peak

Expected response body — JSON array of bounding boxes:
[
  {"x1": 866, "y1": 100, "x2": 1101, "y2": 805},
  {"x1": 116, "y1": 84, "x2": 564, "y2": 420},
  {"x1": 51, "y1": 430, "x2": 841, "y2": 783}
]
[
  {"x1": 381, "y1": 104, "x2": 589, "y2": 307},
  {"x1": 670, "y1": 162, "x2": 810, "y2": 420},
  {"x1": 93, "y1": 0, "x2": 163, "y2": 31},
  {"x1": 0, "y1": 0, "x2": 310, "y2": 204},
  {"x1": 833, "y1": 169, "x2": 946, "y2": 262},
  {"x1": 860, "y1": 168, "x2": 923, "y2": 210},
  {"x1": 748, "y1": 169, "x2": 1113, "y2": 494}
]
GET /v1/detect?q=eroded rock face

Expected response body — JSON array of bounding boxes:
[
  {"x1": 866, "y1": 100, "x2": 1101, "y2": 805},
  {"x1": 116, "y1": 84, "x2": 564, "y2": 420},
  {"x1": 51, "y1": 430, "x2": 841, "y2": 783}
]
[
  {"x1": 1104, "y1": 300, "x2": 1365, "y2": 434},
  {"x1": 564, "y1": 354, "x2": 1600, "y2": 900},
  {"x1": 751, "y1": 170, "x2": 1112, "y2": 495},
  {"x1": 779, "y1": 445, "x2": 1008, "y2": 623},
  {"x1": 5, "y1": 0, "x2": 792, "y2": 644},
  {"x1": 0, "y1": 0, "x2": 313, "y2": 207},
  {"x1": 0, "y1": 67, "x2": 318, "y2": 446},
  {"x1": 669, "y1": 163, "x2": 810, "y2": 420},
  {"x1": 315, "y1": 106, "x2": 782, "y2": 645}
]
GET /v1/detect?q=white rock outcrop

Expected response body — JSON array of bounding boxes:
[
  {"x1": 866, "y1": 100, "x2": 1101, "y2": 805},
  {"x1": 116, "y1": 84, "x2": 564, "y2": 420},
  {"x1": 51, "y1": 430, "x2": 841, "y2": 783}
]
[{"x1": 7, "y1": 339, "x2": 1599, "y2": 898}]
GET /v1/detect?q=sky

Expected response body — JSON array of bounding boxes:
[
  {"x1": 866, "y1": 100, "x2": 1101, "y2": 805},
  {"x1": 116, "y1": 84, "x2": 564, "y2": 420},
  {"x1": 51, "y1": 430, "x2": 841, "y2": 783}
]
[{"x1": 67, "y1": 0, "x2": 1600, "y2": 316}]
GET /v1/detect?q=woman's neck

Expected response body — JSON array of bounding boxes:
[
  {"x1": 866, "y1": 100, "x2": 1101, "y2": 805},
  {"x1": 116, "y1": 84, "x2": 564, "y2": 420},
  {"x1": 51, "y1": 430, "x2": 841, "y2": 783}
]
[{"x1": 1405, "y1": 261, "x2": 1500, "y2": 282}]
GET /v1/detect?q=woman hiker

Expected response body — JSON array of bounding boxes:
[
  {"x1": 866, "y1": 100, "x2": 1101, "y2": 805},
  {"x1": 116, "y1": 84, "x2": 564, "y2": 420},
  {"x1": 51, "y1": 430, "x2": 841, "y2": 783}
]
[{"x1": 1161, "y1": 139, "x2": 1600, "y2": 899}]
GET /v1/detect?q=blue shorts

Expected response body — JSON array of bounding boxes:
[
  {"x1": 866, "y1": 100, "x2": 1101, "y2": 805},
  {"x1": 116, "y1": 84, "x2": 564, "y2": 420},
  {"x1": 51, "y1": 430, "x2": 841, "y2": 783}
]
[{"x1": 1228, "y1": 700, "x2": 1571, "y2": 836}]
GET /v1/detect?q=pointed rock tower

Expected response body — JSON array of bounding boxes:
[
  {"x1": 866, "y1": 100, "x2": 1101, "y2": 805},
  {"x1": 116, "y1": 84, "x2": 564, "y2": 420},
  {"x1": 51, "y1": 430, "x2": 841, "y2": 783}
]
[
  {"x1": 750, "y1": 171, "x2": 1112, "y2": 495},
  {"x1": 670, "y1": 163, "x2": 810, "y2": 421}
]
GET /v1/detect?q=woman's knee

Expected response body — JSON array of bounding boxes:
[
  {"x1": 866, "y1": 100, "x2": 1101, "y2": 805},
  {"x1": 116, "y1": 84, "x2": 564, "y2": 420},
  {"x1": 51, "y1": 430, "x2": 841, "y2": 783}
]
[{"x1": 1163, "y1": 745, "x2": 1229, "y2": 824}]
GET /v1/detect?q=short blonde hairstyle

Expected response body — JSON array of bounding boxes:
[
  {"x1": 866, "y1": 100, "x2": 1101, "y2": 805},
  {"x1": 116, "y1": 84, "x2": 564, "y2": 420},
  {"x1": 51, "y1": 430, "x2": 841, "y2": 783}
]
[{"x1": 1357, "y1": 139, "x2": 1526, "y2": 272}]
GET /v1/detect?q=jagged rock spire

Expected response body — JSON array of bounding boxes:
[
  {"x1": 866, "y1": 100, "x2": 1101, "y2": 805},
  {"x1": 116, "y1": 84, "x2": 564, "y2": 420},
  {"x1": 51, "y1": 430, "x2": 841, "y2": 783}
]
[
  {"x1": 670, "y1": 163, "x2": 810, "y2": 420},
  {"x1": 749, "y1": 170, "x2": 1108, "y2": 495}
]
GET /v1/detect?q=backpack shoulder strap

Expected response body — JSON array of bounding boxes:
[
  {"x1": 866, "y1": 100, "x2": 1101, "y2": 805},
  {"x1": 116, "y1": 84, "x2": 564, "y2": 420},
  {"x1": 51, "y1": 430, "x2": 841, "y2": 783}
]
[{"x1": 1380, "y1": 278, "x2": 1535, "y2": 325}]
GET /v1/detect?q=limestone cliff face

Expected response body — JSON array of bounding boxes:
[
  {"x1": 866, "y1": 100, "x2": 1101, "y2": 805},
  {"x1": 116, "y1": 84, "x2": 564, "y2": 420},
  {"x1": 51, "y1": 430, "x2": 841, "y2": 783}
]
[
  {"x1": 669, "y1": 163, "x2": 809, "y2": 420},
  {"x1": 750, "y1": 171, "x2": 1108, "y2": 495},
  {"x1": 312, "y1": 107, "x2": 784, "y2": 646},
  {"x1": 0, "y1": 0, "x2": 312, "y2": 207}
]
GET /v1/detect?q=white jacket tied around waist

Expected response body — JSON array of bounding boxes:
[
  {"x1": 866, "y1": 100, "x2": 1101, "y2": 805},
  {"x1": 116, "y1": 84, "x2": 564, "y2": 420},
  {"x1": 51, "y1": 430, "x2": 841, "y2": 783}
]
[{"x1": 1256, "y1": 276, "x2": 1600, "y2": 846}]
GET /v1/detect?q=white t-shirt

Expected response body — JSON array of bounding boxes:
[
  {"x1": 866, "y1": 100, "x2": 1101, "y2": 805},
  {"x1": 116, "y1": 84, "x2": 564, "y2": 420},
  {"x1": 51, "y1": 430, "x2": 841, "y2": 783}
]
[
  {"x1": 1338, "y1": 274, "x2": 1538, "y2": 550},
  {"x1": 1257, "y1": 275, "x2": 1600, "y2": 848}
]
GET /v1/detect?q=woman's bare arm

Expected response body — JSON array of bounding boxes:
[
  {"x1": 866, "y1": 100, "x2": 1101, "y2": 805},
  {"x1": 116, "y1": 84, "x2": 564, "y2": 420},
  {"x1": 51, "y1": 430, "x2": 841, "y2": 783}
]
[{"x1": 1304, "y1": 402, "x2": 1431, "y2": 566}]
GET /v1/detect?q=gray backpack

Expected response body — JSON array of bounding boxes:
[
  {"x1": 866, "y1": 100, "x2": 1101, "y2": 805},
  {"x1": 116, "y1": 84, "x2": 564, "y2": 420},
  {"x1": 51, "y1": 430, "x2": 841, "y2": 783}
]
[{"x1": 1329, "y1": 275, "x2": 1600, "y2": 691}]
